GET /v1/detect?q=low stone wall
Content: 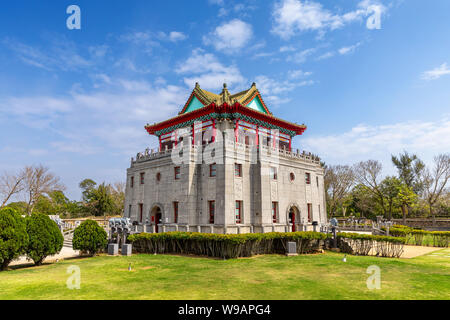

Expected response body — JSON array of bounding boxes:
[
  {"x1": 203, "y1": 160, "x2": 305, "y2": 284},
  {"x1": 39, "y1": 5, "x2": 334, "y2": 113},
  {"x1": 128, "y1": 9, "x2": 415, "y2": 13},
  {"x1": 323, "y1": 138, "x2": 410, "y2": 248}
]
[{"x1": 393, "y1": 219, "x2": 450, "y2": 231}]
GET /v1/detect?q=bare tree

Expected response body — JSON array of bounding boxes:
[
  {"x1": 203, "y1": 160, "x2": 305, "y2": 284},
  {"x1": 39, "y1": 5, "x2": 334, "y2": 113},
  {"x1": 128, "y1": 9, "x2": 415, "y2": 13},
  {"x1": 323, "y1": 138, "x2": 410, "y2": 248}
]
[
  {"x1": 422, "y1": 154, "x2": 450, "y2": 225},
  {"x1": 354, "y1": 160, "x2": 387, "y2": 217},
  {"x1": 0, "y1": 169, "x2": 25, "y2": 209},
  {"x1": 22, "y1": 165, "x2": 66, "y2": 215},
  {"x1": 324, "y1": 165, "x2": 355, "y2": 216}
]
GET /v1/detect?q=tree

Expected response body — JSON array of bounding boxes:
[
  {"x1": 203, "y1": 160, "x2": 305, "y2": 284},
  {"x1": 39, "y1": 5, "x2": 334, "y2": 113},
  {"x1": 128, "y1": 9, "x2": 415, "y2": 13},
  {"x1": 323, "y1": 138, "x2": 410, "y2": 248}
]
[
  {"x1": 0, "y1": 169, "x2": 25, "y2": 209},
  {"x1": 26, "y1": 213, "x2": 64, "y2": 265},
  {"x1": 85, "y1": 183, "x2": 115, "y2": 217},
  {"x1": 391, "y1": 151, "x2": 425, "y2": 194},
  {"x1": 324, "y1": 165, "x2": 355, "y2": 217},
  {"x1": 0, "y1": 207, "x2": 29, "y2": 271},
  {"x1": 72, "y1": 220, "x2": 107, "y2": 256},
  {"x1": 22, "y1": 165, "x2": 65, "y2": 215},
  {"x1": 350, "y1": 184, "x2": 380, "y2": 219},
  {"x1": 422, "y1": 154, "x2": 450, "y2": 225},
  {"x1": 354, "y1": 160, "x2": 387, "y2": 217},
  {"x1": 79, "y1": 179, "x2": 97, "y2": 202},
  {"x1": 110, "y1": 182, "x2": 125, "y2": 215},
  {"x1": 396, "y1": 184, "x2": 418, "y2": 224},
  {"x1": 380, "y1": 176, "x2": 402, "y2": 220}
]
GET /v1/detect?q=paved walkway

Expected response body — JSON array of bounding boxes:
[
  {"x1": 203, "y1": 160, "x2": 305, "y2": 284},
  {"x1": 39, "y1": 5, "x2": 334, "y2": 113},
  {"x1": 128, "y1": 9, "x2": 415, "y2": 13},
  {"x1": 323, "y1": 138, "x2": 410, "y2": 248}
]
[
  {"x1": 9, "y1": 247, "x2": 80, "y2": 267},
  {"x1": 400, "y1": 245, "x2": 443, "y2": 259}
]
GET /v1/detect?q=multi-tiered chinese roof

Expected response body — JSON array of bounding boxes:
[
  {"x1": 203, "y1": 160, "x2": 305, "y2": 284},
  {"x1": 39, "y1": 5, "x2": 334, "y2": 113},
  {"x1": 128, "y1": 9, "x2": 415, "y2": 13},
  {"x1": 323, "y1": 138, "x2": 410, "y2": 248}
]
[{"x1": 145, "y1": 83, "x2": 307, "y2": 151}]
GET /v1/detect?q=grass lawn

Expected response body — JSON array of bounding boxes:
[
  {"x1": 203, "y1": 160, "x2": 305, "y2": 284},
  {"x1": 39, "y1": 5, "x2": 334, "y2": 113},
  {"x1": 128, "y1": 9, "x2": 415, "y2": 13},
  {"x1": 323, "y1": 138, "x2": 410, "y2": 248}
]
[{"x1": 0, "y1": 249, "x2": 449, "y2": 300}]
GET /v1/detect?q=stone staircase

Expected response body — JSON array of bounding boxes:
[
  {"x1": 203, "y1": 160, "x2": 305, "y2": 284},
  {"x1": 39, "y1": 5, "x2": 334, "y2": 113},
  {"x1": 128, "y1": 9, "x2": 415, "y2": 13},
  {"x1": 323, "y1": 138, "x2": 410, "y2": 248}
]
[{"x1": 63, "y1": 230, "x2": 74, "y2": 248}]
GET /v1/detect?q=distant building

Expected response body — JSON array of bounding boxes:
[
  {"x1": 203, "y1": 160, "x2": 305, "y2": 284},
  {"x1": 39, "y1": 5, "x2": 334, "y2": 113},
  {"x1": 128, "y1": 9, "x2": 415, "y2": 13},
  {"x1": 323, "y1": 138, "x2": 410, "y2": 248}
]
[{"x1": 124, "y1": 83, "x2": 327, "y2": 233}]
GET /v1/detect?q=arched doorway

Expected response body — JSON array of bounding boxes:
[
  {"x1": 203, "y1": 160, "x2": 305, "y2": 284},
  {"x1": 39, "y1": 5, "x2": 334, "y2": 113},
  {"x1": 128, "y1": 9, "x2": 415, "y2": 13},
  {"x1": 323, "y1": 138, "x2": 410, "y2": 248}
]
[
  {"x1": 150, "y1": 206, "x2": 162, "y2": 233},
  {"x1": 288, "y1": 206, "x2": 300, "y2": 232}
]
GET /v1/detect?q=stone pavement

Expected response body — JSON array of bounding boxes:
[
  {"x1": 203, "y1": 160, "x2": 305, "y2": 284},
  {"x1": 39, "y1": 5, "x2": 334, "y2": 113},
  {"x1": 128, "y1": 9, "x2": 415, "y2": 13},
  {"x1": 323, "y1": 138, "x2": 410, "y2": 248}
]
[{"x1": 9, "y1": 247, "x2": 80, "y2": 267}]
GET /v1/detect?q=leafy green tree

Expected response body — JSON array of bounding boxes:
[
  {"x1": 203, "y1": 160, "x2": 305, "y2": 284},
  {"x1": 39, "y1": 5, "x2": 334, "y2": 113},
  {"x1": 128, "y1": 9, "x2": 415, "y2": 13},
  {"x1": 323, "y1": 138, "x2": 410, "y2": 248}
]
[
  {"x1": 380, "y1": 176, "x2": 402, "y2": 220},
  {"x1": 4, "y1": 202, "x2": 28, "y2": 215},
  {"x1": 72, "y1": 220, "x2": 107, "y2": 256},
  {"x1": 26, "y1": 213, "x2": 64, "y2": 265},
  {"x1": 391, "y1": 151, "x2": 425, "y2": 194},
  {"x1": 85, "y1": 183, "x2": 115, "y2": 217},
  {"x1": 79, "y1": 179, "x2": 97, "y2": 202},
  {"x1": 0, "y1": 207, "x2": 29, "y2": 271},
  {"x1": 396, "y1": 184, "x2": 418, "y2": 224}
]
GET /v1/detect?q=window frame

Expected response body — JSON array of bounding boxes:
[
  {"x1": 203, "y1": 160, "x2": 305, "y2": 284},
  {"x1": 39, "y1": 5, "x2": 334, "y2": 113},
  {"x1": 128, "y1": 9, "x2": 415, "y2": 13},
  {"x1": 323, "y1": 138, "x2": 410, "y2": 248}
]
[
  {"x1": 305, "y1": 172, "x2": 311, "y2": 185},
  {"x1": 130, "y1": 176, "x2": 134, "y2": 188},
  {"x1": 272, "y1": 201, "x2": 278, "y2": 223},
  {"x1": 139, "y1": 203, "x2": 143, "y2": 223},
  {"x1": 235, "y1": 201, "x2": 242, "y2": 224},
  {"x1": 307, "y1": 203, "x2": 312, "y2": 222},
  {"x1": 209, "y1": 163, "x2": 217, "y2": 177},
  {"x1": 235, "y1": 163, "x2": 242, "y2": 177},
  {"x1": 140, "y1": 172, "x2": 145, "y2": 185},
  {"x1": 174, "y1": 166, "x2": 181, "y2": 180},
  {"x1": 209, "y1": 200, "x2": 215, "y2": 224},
  {"x1": 173, "y1": 201, "x2": 178, "y2": 223},
  {"x1": 270, "y1": 166, "x2": 278, "y2": 180}
]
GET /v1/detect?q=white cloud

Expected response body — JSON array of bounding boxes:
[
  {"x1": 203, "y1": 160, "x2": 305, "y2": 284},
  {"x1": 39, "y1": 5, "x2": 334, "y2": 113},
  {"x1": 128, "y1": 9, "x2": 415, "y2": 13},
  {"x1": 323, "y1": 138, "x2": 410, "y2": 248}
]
[
  {"x1": 254, "y1": 74, "x2": 314, "y2": 106},
  {"x1": 287, "y1": 48, "x2": 316, "y2": 63},
  {"x1": 0, "y1": 78, "x2": 188, "y2": 156},
  {"x1": 338, "y1": 42, "x2": 361, "y2": 55},
  {"x1": 3, "y1": 38, "x2": 92, "y2": 71},
  {"x1": 288, "y1": 69, "x2": 313, "y2": 79},
  {"x1": 421, "y1": 63, "x2": 450, "y2": 81},
  {"x1": 301, "y1": 118, "x2": 450, "y2": 167},
  {"x1": 169, "y1": 31, "x2": 187, "y2": 42},
  {"x1": 316, "y1": 51, "x2": 335, "y2": 60},
  {"x1": 203, "y1": 19, "x2": 253, "y2": 52},
  {"x1": 271, "y1": 0, "x2": 386, "y2": 40},
  {"x1": 176, "y1": 49, "x2": 245, "y2": 91},
  {"x1": 280, "y1": 46, "x2": 296, "y2": 52}
]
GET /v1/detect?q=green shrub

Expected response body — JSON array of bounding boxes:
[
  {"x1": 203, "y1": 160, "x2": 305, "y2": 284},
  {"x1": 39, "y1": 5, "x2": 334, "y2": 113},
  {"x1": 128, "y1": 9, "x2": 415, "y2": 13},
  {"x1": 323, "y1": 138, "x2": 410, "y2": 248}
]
[
  {"x1": 129, "y1": 231, "x2": 327, "y2": 259},
  {"x1": 72, "y1": 220, "x2": 107, "y2": 256},
  {"x1": 337, "y1": 232, "x2": 405, "y2": 258},
  {"x1": 26, "y1": 213, "x2": 64, "y2": 265},
  {"x1": 0, "y1": 208, "x2": 29, "y2": 270}
]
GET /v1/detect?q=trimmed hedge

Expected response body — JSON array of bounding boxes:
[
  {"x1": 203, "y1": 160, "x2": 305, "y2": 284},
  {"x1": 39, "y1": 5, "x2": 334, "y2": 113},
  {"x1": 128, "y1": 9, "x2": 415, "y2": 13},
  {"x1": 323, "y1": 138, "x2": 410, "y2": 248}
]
[
  {"x1": 73, "y1": 220, "x2": 107, "y2": 256},
  {"x1": 337, "y1": 232, "x2": 405, "y2": 258},
  {"x1": 0, "y1": 208, "x2": 29, "y2": 270},
  {"x1": 384, "y1": 226, "x2": 449, "y2": 247},
  {"x1": 129, "y1": 231, "x2": 327, "y2": 259},
  {"x1": 26, "y1": 213, "x2": 64, "y2": 266}
]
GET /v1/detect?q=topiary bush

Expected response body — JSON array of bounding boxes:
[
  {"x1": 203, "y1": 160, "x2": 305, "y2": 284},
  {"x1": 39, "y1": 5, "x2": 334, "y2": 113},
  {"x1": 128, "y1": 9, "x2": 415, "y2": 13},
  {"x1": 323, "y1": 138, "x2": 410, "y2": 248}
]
[
  {"x1": 26, "y1": 213, "x2": 64, "y2": 265},
  {"x1": 0, "y1": 207, "x2": 29, "y2": 271},
  {"x1": 72, "y1": 220, "x2": 107, "y2": 256}
]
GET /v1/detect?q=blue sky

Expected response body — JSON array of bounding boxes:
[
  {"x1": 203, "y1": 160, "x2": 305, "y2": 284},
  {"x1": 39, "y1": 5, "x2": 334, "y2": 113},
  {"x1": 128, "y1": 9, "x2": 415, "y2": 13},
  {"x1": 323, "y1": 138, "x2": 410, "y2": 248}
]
[{"x1": 0, "y1": 0, "x2": 449, "y2": 200}]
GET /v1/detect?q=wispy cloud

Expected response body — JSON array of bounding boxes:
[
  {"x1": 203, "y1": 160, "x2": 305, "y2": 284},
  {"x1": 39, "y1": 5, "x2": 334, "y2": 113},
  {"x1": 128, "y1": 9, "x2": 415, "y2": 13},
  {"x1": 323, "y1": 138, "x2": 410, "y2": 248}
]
[
  {"x1": 255, "y1": 73, "x2": 314, "y2": 106},
  {"x1": 302, "y1": 118, "x2": 450, "y2": 167},
  {"x1": 3, "y1": 37, "x2": 92, "y2": 71},
  {"x1": 272, "y1": 0, "x2": 387, "y2": 40},
  {"x1": 421, "y1": 63, "x2": 450, "y2": 81},
  {"x1": 0, "y1": 78, "x2": 188, "y2": 155},
  {"x1": 338, "y1": 42, "x2": 362, "y2": 55}
]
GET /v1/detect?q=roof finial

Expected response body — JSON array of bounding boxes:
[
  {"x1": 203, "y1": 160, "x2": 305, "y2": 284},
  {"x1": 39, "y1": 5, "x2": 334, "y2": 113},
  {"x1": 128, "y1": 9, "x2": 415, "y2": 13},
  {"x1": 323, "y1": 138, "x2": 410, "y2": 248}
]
[
  {"x1": 195, "y1": 82, "x2": 200, "y2": 88},
  {"x1": 223, "y1": 82, "x2": 227, "y2": 89},
  {"x1": 252, "y1": 82, "x2": 256, "y2": 87}
]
